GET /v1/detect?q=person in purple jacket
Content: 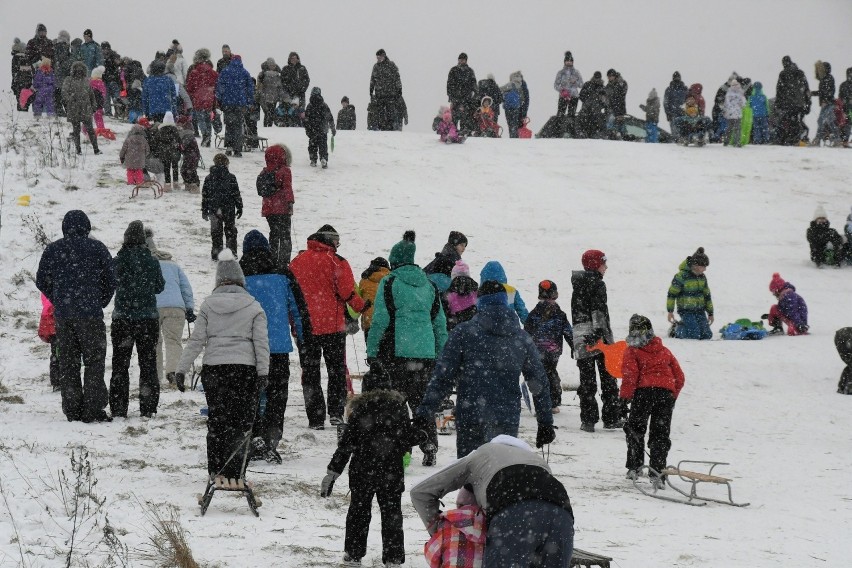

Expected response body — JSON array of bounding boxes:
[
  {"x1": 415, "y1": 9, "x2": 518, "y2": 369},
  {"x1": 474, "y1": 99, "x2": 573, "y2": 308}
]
[
  {"x1": 31, "y1": 58, "x2": 56, "y2": 117},
  {"x1": 765, "y1": 273, "x2": 809, "y2": 335}
]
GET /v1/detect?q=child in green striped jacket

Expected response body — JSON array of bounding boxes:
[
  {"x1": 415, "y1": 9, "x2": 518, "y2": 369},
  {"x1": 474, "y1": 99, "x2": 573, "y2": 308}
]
[{"x1": 666, "y1": 247, "x2": 714, "y2": 339}]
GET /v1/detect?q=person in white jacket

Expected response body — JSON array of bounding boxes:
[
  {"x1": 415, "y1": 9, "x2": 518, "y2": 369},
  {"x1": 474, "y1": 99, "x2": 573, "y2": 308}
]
[
  {"x1": 723, "y1": 78, "x2": 747, "y2": 147},
  {"x1": 553, "y1": 51, "x2": 583, "y2": 118},
  {"x1": 175, "y1": 250, "x2": 269, "y2": 482}
]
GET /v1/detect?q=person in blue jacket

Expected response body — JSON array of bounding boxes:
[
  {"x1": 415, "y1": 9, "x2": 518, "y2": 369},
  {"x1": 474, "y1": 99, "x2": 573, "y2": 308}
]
[
  {"x1": 215, "y1": 54, "x2": 255, "y2": 157},
  {"x1": 78, "y1": 29, "x2": 103, "y2": 75},
  {"x1": 749, "y1": 81, "x2": 770, "y2": 144},
  {"x1": 141, "y1": 60, "x2": 175, "y2": 123},
  {"x1": 240, "y1": 230, "x2": 304, "y2": 463},
  {"x1": 479, "y1": 260, "x2": 529, "y2": 324},
  {"x1": 415, "y1": 281, "x2": 555, "y2": 458},
  {"x1": 36, "y1": 210, "x2": 116, "y2": 423}
]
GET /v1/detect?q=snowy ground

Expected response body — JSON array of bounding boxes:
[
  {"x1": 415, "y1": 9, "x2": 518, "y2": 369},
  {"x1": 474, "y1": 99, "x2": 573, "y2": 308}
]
[{"x1": 1, "y1": 107, "x2": 851, "y2": 567}]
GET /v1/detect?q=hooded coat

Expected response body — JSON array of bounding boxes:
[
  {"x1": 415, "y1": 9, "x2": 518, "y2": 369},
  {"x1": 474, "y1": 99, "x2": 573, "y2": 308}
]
[
  {"x1": 479, "y1": 261, "x2": 529, "y2": 324},
  {"x1": 280, "y1": 52, "x2": 310, "y2": 101},
  {"x1": 775, "y1": 284, "x2": 808, "y2": 331},
  {"x1": 776, "y1": 60, "x2": 810, "y2": 112},
  {"x1": 142, "y1": 61, "x2": 176, "y2": 116},
  {"x1": 304, "y1": 91, "x2": 335, "y2": 137},
  {"x1": 639, "y1": 89, "x2": 660, "y2": 123},
  {"x1": 570, "y1": 270, "x2": 613, "y2": 359},
  {"x1": 201, "y1": 164, "x2": 242, "y2": 217},
  {"x1": 260, "y1": 145, "x2": 294, "y2": 217},
  {"x1": 604, "y1": 73, "x2": 628, "y2": 116},
  {"x1": 620, "y1": 336, "x2": 685, "y2": 400},
  {"x1": 723, "y1": 82, "x2": 746, "y2": 119},
  {"x1": 688, "y1": 83, "x2": 705, "y2": 115},
  {"x1": 359, "y1": 264, "x2": 391, "y2": 331},
  {"x1": 370, "y1": 57, "x2": 402, "y2": 99},
  {"x1": 554, "y1": 65, "x2": 583, "y2": 98},
  {"x1": 62, "y1": 61, "x2": 97, "y2": 122},
  {"x1": 447, "y1": 62, "x2": 477, "y2": 104},
  {"x1": 36, "y1": 210, "x2": 116, "y2": 319},
  {"x1": 663, "y1": 78, "x2": 688, "y2": 120},
  {"x1": 749, "y1": 82, "x2": 769, "y2": 118},
  {"x1": 78, "y1": 37, "x2": 103, "y2": 74},
  {"x1": 814, "y1": 61, "x2": 835, "y2": 106},
  {"x1": 258, "y1": 66, "x2": 284, "y2": 104},
  {"x1": 215, "y1": 57, "x2": 254, "y2": 107},
  {"x1": 26, "y1": 25, "x2": 54, "y2": 65},
  {"x1": 112, "y1": 243, "x2": 165, "y2": 321},
  {"x1": 119, "y1": 125, "x2": 150, "y2": 170},
  {"x1": 806, "y1": 219, "x2": 844, "y2": 264},
  {"x1": 839, "y1": 68, "x2": 852, "y2": 114},
  {"x1": 185, "y1": 61, "x2": 218, "y2": 111}
]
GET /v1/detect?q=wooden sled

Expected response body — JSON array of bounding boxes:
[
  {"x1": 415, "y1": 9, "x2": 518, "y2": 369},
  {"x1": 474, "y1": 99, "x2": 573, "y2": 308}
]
[
  {"x1": 197, "y1": 476, "x2": 262, "y2": 517},
  {"x1": 131, "y1": 180, "x2": 164, "y2": 199},
  {"x1": 571, "y1": 547, "x2": 613, "y2": 567},
  {"x1": 633, "y1": 462, "x2": 749, "y2": 507}
]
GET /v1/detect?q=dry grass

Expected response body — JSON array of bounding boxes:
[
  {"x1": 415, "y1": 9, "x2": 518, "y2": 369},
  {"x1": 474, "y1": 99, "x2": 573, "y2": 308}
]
[{"x1": 136, "y1": 501, "x2": 200, "y2": 568}]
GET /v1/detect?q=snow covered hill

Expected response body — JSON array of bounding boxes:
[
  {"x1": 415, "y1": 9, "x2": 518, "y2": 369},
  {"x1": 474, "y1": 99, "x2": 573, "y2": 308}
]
[{"x1": 1, "y1": 112, "x2": 851, "y2": 567}]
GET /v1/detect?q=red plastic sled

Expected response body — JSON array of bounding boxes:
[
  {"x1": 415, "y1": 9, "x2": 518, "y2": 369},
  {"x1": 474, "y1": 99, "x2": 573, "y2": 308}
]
[
  {"x1": 518, "y1": 117, "x2": 532, "y2": 139},
  {"x1": 585, "y1": 339, "x2": 628, "y2": 378},
  {"x1": 96, "y1": 128, "x2": 116, "y2": 140},
  {"x1": 18, "y1": 88, "x2": 34, "y2": 109}
]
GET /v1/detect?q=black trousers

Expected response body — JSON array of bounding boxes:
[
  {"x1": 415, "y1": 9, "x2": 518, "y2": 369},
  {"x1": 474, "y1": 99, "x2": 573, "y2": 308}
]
[
  {"x1": 385, "y1": 358, "x2": 437, "y2": 453},
  {"x1": 625, "y1": 387, "x2": 675, "y2": 473},
  {"x1": 266, "y1": 214, "x2": 292, "y2": 268},
  {"x1": 202, "y1": 364, "x2": 258, "y2": 478},
  {"x1": 222, "y1": 106, "x2": 245, "y2": 152},
  {"x1": 261, "y1": 102, "x2": 276, "y2": 127},
  {"x1": 308, "y1": 133, "x2": 328, "y2": 162},
  {"x1": 374, "y1": 97, "x2": 396, "y2": 131},
  {"x1": 162, "y1": 155, "x2": 179, "y2": 184},
  {"x1": 557, "y1": 96, "x2": 579, "y2": 118},
  {"x1": 300, "y1": 332, "x2": 346, "y2": 426},
  {"x1": 49, "y1": 336, "x2": 60, "y2": 388},
  {"x1": 56, "y1": 318, "x2": 109, "y2": 421},
  {"x1": 109, "y1": 318, "x2": 160, "y2": 417},
  {"x1": 210, "y1": 213, "x2": 237, "y2": 257},
  {"x1": 253, "y1": 353, "x2": 290, "y2": 449},
  {"x1": 576, "y1": 353, "x2": 624, "y2": 425},
  {"x1": 542, "y1": 353, "x2": 563, "y2": 407},
  {"x1": 70, "y1": 117, "x2": 99, "y2": 153},
  {"x1": 345, "y1": 478, "x2": 404, "y2": 564}
]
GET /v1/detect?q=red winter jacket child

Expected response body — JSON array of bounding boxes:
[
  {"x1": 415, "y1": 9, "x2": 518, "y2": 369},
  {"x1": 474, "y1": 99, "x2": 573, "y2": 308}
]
[
  {"x1": 260, "y1": 144, "x2": 294, "y2": 216},
  {"x1": 620, "y1": 336, "x2": 685, "y2": 400}
]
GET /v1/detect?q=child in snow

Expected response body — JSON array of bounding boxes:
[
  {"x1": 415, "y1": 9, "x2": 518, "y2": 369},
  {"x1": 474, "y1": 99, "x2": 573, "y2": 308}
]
[
  {"x1": 90, "y1": 66, "x2": 107, "y2": 129},
  {"x1": 844, "y1": 208, "x2": 852, "y2": 263},
  {"x1": 31, "y1": 58, "x2": 56, "y2": 118},
  {"x1": 445, "y1": 260, "x2": 478, "y2": 330},
  {"x1": 524, "y1": 280, "x2": 574, "y2": 413},
  {"x1": 201, "y1": 153, "x2": 243, "y2": 259},
  {"x1": 38, "y1": 293, "x2": 60, "y2": 390},
  {"x1": 358, "y1": 257, "x2": 391, "y2": 343},
  {"x1": 806, "y1": 206, "x2": 844, "y2": 267},
  {"x1": 119, "y1": 124, "x2": 151, "y2": 185},
  {"x1": 320, "y1": 371, "x2": 422, "y2": 568},
  {"x1": 304, "y1": 86, "x2": 336, "y2": 168},
  {"x1": 749, "y1": 81, "x2": 770, "y2": 144},
  {"x1": 337, "y1": 96, "x2": 356, "y2": 130},
  {"x1": 666, "y1": 247, "x2": 714, "y2": 340},
  {"x1": 479, "y1": 260, "x2": 529, "y2": 324},
  {"x1": 179, "y1": 124, "x2": 201, "y2": 193},
  {"x1": 435, "y1": 107, "x2": 463, "y2": 144},
  {"x1": 765, "y1": 273, "x2": 809, "y2": 335},
  {"x1": 621, "y1": 314, "x2": 684, "y2": 487},
  {"x1": 723, "y1": 78, "x2": 746, "y2": 147},
  {"x1": 153, "y1": 111, "x2": 183, "y2": 191},
  {"x1": 474, "y1": 95, "x2": 500, "y2": 137},
  {"x1": 259, "y1": 144, "x2": 295, "y2": 269},
  {"x1": 639, "y1": 88, "x2": 660, "y2": 142},
  {"x1": 423, "y1": 484, "x2": 486, "y2": 568}
]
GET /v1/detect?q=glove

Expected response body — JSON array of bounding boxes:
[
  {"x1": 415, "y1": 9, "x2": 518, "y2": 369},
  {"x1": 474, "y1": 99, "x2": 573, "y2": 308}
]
[
  {"x1": 412, "y1": 413, "x2": 433, "y2": 436},
  {"x1": 332, "y1": 129, "x2": 337, "y2": 137},
  {"x1": 560, "y1": 89, "x2": 570, "y2": 100},
  {"x1": 175, "y1": 372, "x2": 186, "y2": 393},
  {"x1": 202, "y1": 212, "x2": 209, "y2": 221},
  {"x1": 257, "y1": 375, "x2": 269, "y2": 390},
  {"x1": 345, "y1": 318, "x2": 360, "y2": 336},
  {"x1": 320, "y1": 470, "x2": 340, "y2": 497},
  {"x1": 361, "y1": 298, "x2": 372, "y2": 312},
  {"x1": 760, "y1": 314, "x2": 769, "y2": 320},
  {"x1": 536, "y1": 423, "x2": 556, "y2": 448},
  {"x1": 185, "y1": 309, "x2": 197, "y2": 323},
  {"x1": 236, "y1": 208, "x2": 242, "y2": 219},
  {"x1": 366, "y1": 357, "x2": 377, "y2": 368}
]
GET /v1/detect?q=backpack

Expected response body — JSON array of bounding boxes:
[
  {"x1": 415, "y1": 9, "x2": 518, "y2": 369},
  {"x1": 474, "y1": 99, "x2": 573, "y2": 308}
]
[
  {"x1": 503, "y1": 88, "x2": 520, "y2": 110},
  {"x1": 256, "y1": 170, "x2": 278, "y2": 197}
]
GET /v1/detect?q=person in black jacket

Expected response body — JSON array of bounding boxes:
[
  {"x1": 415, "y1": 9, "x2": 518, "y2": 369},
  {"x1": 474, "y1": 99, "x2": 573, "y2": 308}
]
[
  {"x1": 337, "y1": 96, "x2": 356, "y2": 130},
  {"x1": 811, "y1": 60, "x2": 836, "y2": 145},
  {"x1": 807, "y1": 206, "x2": 844, "y2": 267},
  {"x1": 304, "y1": 87, "x2": 336, "y2": 168},
  {"x1": 370, "y1": 49, "x2": 402, "y2": 131},
  {"x1": 11, "y1": 38, "x2": 32, "y2": 111},
  {"x1": 446, "y1": 53, "x2": 477, "y2": 133},
  {"x1": 571, "y1": 250, "x2": 625, "y2": 432},
  {"x1": 576, "y1": 71, "x2": 607, "y2": 138},
  {"x1": 152, "y1": 111, "x2": 182, "y2": 191},
  {"x1": 423, "y1": 230, "x2": 468, "y2": 278},
  {"x1": 320, "y1": 372, "x2": 422, "y2": 567},
  {"x1": 281, "y1": 51, "x2": 310, "y2": 120},
  {"x1": 605, "y1": 69, "x2": 628, "y2": 139},
  {"x1": 478, "y1": 74, "x2": 503, "y2": 122},
  {"x1": 201, "y1": 153, "x2": 243, "y2": 259},
  {"x1": 775, "y1": 56, "x2": 811, "y2": 145}
]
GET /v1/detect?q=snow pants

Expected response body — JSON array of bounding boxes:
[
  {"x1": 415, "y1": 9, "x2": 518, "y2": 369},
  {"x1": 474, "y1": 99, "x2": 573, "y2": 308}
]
[
  {"x1": 300, "y1": 332, "x2": 346, "y2": 426},
  {"x1": 345, "y1": 476, "x2": 405, "y2": 565},
  {"x1": 674, "y1": 311, "x2": 713, "y2": 339},
  {"x1": 266, "y1": 214, "x2": 292, "y2": 269},
  {"x1": 752, "y1": 116, "x2": 770, "y2": 144},
  {"x1": 307, "y1": 133, "x2": 328, "y2": 162},
  {"x1": 109, "y1": 318, "x2": 160, "y2": 417},
  {"x1": 385, "y1": 357, "x2": 438, "y2": 455},
  {"x1": 201, "y1": 364, "x2": 259, "y2": 478},
  {"x1": 624, "y1": 387, "x2": 675, "y2": 473},
  {"x1": 252, "y1": 353, "x2": 290, "y2": 450},
  {"x1": 576, "y1": 353, "x2": 624, "y2": 426},
  {"x1": 541, "y1": 353, "x2": 563, "y2": 407},
  {"x1": 56, "y1": 318, "x2": 109, "y2": 421},
  {"x1": 209, "y1": 212, "x2": 238, "y2": 258},
  {"x1": 484, "y1": 500, "x2": 574, "y2": 568}
]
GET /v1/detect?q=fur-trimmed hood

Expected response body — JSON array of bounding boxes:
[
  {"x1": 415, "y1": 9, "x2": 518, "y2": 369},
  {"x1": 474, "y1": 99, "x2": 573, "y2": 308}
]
[{"x1": 347, "y1": 387, "x2": 406, "y2": 414}]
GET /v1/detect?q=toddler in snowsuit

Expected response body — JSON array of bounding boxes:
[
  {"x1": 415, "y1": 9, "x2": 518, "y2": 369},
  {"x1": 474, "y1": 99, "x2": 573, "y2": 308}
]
[
  {"x1": 524, "y1": 280, "x2": 574, "y2": 412},
  {"x1": 435, "y1": 107, "x2": 463, "y2": 143},
  {"x1": 765, "y1": 273, "x2": 808, "y2": 335},
  {"x1": 639, "y1": 88, "x2": 660, "y2": 143},
  {"x1": 807, "y1": 206, "x2": 844, "y2": 267},
  {"x1": 32, "y1": 58, "x2": 56, "y2": 117},
  {"x1": 667, "y1": 247, "x2": 713, "y2": 340},
  {"x1": 90, "y1": 66, "x2": 107, "y2": 130},
  {"x1": 119, "y1": 124, "x2": 151, "y2": 185},
  {"x1": 320, "y1": 372, "x2": 422, "y2": 567},
  {"x1": 358, "y1": 257, "x2": 391, "y2": 343},
  {"x1": 749, "y1": 81, "x2": 770, "y2": 144},
  {"x1": 621, "y1": 314, "x2": 685, "y2": 487},
  {"x1": 304, "y1": 87, "x2": 336, "y2": 168},
  {"x1": 179, "y1": 127, "x2": 201, "y2": 193},
  {"x1": 445, "y1": 260, "x2": 478, "y2": 330},
  {"x1": 153, "y1": 111, "x2": 183, "y2": 191},
  {"x1": 201, "y1": 153, "x2": 243, "y2": 259}
]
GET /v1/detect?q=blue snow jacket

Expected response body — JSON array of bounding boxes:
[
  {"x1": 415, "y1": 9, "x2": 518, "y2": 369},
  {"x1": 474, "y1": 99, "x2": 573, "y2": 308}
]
[
  {"x1": 749, "y1": 82, "x2": 769, "y2": 118},
  {"x1": 216, "y1": 58, "x2": 254, "y2": 108},
  {"x1": 36, "y1": 210, "x2": 116, "y2": 319},
  {"x1": 244, "y1": 272, "x2": 304, "y2": 354},
  {"x1": 155, "y1": 259, "x2": 194, "y2": 310},
  {"x1": 142, "y1": 74, "x2": 176, "y2": 117},
  {"x1": 416, "y1": 298, "x2": 553, "y2": 433},
  {"x1": 479, "y1": 261, "x2": 529, "y2": 323}
]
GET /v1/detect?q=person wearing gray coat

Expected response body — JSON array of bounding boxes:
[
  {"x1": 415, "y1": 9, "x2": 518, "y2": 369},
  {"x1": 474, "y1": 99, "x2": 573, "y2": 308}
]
[
  {"x1": 175, "y1": 250, "x2": 269, "y2": 480},
  {"x1": 554, "y1": 51, "x2": 583, "y2": 118},
  {"x1": 119, "y1": 124, "x2": 150, "y2": 182},
  {"x1": 410, "y1": 436, "x2": 574, "y2": 567},
  {"x1": 62, "y1": 61, "x2": 100, "y2": 154}
]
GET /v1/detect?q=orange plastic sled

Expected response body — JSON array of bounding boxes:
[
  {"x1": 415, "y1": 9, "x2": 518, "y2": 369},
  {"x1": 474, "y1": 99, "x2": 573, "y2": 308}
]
[
  {"x1": 96, "y1": 128, "x2": 116, "y2": 140},
  {"x1": 585, "y1": 339, "x2": 628, "y2": 378}
]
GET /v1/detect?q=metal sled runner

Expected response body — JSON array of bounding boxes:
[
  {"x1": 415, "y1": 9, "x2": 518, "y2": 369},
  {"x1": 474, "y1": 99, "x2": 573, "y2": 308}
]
[
  {"x1": 196, "y1": 431, "x2": 262, "y2": 516},
  {"x1": 634, "y1": 461, "x2": 749, "y2": 507},
  {"x1": 130, "y1": 180, "x2": 164, "y2": 199}
]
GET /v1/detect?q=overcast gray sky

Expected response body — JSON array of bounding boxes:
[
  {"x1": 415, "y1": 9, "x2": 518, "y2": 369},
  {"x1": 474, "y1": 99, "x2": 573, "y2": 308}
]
[{"x1": 4, "y1": 0, "x2": 851, "y2": 131}]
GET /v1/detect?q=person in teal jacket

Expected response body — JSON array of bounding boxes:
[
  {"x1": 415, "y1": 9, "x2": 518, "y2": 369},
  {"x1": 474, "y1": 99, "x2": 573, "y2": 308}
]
[
  {"x1": 367, "y1": 230, "x2": 448, "y2": 466},
  {"x1": 749, "y1": 81, "x2": 770, "y2": 144},
  {"x1": 479, "y1": 260, "x2": 529, "y2": 324},
  {"x1": 667, "y1": 247, "x2": 714, "y2": 340}
]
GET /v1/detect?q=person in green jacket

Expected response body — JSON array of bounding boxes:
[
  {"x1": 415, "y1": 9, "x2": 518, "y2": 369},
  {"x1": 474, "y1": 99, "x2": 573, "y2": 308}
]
[
  {"x1": 367, "y1": 230, "x2": 448, "y2": 466},
  {"x1": 666, "y1": 247, "x2": 713, "y2": 340},
  {"x1": 109, "y1": 220, "x2": 165, "y2": 418}
]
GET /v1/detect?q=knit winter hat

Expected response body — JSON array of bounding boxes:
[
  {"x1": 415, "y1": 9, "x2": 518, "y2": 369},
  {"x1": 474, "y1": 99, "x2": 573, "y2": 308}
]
[
  {"x1": 769, "y1": 273, "x2": 787, "y2": 295},
  {"x1": 215, "y1": 249, "x2": 246, "y2": 287},
  {"x1": 11, "y1": 38, "x2": 24, "y2": 53},
  {"x1": 57, "y1": 30, "x2": 70, "y2": 44},
  {"x1": 389, "y1": 230, "x2": 416, "y2": 268},
  {"x1": 311, "y1": 224, "x2": 339, "y2": 248},
  {"x1": 123, "y1": 220, "x2": 146, "y2": 246},
  {"x1": 341, "y1": 96, "x2": 349, "y2": 103},
  {"x1": 648, "y1": 88, "x2": 658, "y2": 100},
  {"x1": 581, "y1": 250, "x2": 607, "y2": 271},
  {"x1": 311, "y1": 86, "x2": 321, "y2": 96},
  {"x1": 564, "y1": 51, "x2": 573, "y2": 62},
  {"x1": 376, "y1": 48, "x2": 386, "y2": 57},
  {"x1": 83, "y1": 29, "x2": 93, "y2": 37},
  {"x1": 37, "y1": 23, "x2": 47, "y2": 33},
  {"x1": 242, "y1": 229, "x2": 271, "y2": 254},
  {"x1": 593, "y1": 71, "x2": 602, "y2": 80},
  {"x1": 538, "y1": 279, "x2": 558, "y2": 300},
  {"x1": 687, "y1": 247, "x2": 709, "y2": 267},
  {"x1": 448, "y1": 230, "x2": 468, "y2": 247},
  {"x1": 627, "y1": 314, "x2": 655, "y2": 348},
  {"x1": 673, "y1": 71, "x2": 681, "y2": 81},
  {"x1": 162, "y1": 111, "x2": 175, "y2": 126},
  {"x1": 458, "y1": 53, "x2": 468, "y2": 61},
  {"x1": 477, "y1": 280, "x2": 508, "y2": 305},
  {"x1": 145, "y1": 228, "x2": 172, "y2": 260},
  {"x1": 137, "y1": 116, "x2": 151, "y2": 128},
  {"x1": 90, "y1": 65, "x2": 105, "y2": 79},
  {"x1": 364, "y1": 257, "x2": 390, "y2": 277},
  {"x1": 813, "y1": 205, "x2": 828, "y2": 221},
  {"x1": 451, "y1": 260, "x2": 471, "y2": 280}
]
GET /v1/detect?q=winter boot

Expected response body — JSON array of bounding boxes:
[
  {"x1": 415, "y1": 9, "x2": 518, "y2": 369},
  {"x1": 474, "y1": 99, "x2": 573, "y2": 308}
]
[
  {"x1": 162, "y1": 183, "x2": 172, "y2": 193},
  {"x1": 341, "y1": 553, "x2": 361, "y2": 567},
  {"x1": 201, "y1": 134, "x2": 211, "y2": 147},
  {"x1": 264, "y1": 447, "x2": 283, "y2": 464},
  {"x1": 422, "y1": 449, "x2": 437, "y2": 467},
  {"x1": 310, "y1": 159, "x2": 317, "y2": 167},
  {"x1": 250, "y1": 437, "x2": 267, "y2": 461},
  {"x1": 650, "y1": 473, "x2": 667, "y2": 491},
  {"x1": 172, "y1": 182, "x2": 182, "y2": 191},
  {"x1": 580, "y1": 422, "x2": 595, "y2": 433},
  {"x1": 321, "y1": 158, "x2": 328, "y2": 169},
  {"x1": 625, "y1": 469, "x2": 640, "y2": 480},
  {"x1": 186, "y1": 183, "x2": 200, "y2": 194},
  {"x1": 166, "y1": 372, "x2": 175, "y2": 384},
  {"x1": 604, "y1": 418, "x2": 626, "y2": 429}
]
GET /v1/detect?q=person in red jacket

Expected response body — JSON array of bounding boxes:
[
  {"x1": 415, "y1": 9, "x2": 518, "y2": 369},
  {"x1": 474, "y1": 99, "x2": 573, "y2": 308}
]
[
  {"x1": 620, "y1": 314, "x2": 685, "y2": 488},
  {"x1": 259, "y1": 144, "x2": 294, "y2": 269},
  {"x1": 185, "y1": 51, "x2": 218, "y2": 147},
  {"x1": 290, "y1": 225, "x2": 367, "y2": 429}
]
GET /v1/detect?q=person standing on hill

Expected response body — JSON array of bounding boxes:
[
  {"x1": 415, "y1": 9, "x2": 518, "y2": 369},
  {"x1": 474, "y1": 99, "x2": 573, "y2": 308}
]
[
  {"x1": 259, "y1": 144, "x2": 295, "y2": 269},
  {"x1": 303, "y1": 87, "x2": 335, "y2": 168},
  {"x1": 216, "y1": 54, "x2": 254, "y2": 157},
  {"x1": 62, "y1": 61, "x2": 101, "y2": 154},
  {"x1": 281, "y1": 52, "x2": 310, "y2": 118},
  {"x1": 370, "y1": 49, "x2": 402, "y2": 131},
  {"x1": 447, "y1": 53, "x2": 477, "y2": 133},
  {"x1": 554, "y1": 51, "x2": 583, "y2": 119},
  {"x1": 664, "y1": 71, "x2": 688, "y2": 138}
]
